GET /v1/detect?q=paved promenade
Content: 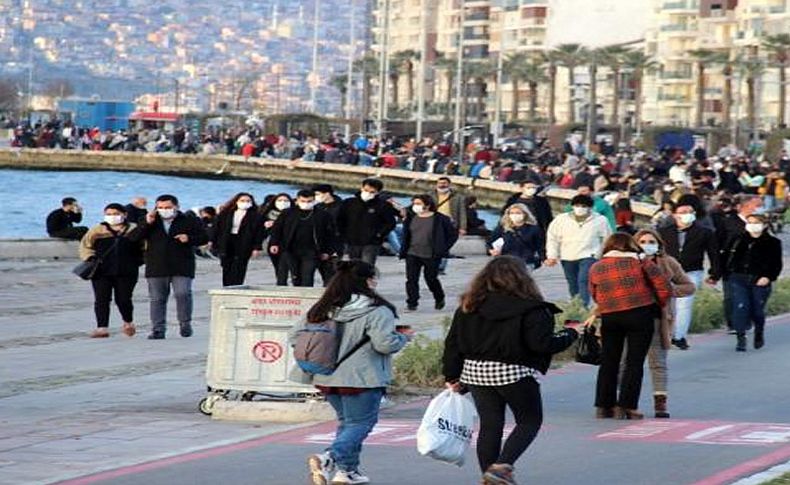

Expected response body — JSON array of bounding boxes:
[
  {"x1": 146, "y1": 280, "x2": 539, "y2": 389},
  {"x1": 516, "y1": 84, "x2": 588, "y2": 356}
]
[{"x1": 1, "y1": 251, "x2": 790, "y2": 484}]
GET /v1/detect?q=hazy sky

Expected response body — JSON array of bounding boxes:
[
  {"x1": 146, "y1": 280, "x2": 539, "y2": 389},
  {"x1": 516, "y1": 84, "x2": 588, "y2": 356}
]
[{"x1": 545, "y1": 0, "x2": 652, "y2": 48}]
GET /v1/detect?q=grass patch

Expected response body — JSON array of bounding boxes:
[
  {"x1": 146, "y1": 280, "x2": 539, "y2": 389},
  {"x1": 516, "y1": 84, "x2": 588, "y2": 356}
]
[
  {"x1": 690, "y1": 278, "x2": 790, "y2": 333},
  {"x1": 760, "y1": 472, "x2": 790, "y2": 485}
]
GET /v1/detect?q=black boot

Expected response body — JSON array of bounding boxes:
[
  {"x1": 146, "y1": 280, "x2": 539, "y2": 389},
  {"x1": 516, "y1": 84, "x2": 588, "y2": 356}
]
[
  {"x1": 654, "y1": 394, "x2": 670, "y2": 419},
  {"x1": 736, "y1": 332, "x2": 747, "y2": 352},
  {"x1": 754, "y1": 327, "x2": 765, "y2": 349}
]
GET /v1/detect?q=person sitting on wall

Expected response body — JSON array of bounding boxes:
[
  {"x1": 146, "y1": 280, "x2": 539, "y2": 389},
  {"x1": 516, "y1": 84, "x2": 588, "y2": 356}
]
[{"x1": 46, "y1": 197, "x2": 89, "y2": 240}]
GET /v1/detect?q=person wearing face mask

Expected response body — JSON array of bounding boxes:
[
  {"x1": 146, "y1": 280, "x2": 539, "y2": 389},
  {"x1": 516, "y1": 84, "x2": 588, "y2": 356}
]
[
  {"x1": 488, "y1": 204, "x2": 544, "y2": 271},
  {"x1": 313, "y1": 184, "x2": 345, "y2": 285},
  {"x1": 259, "y1": 193, "x2": 293, "y2": 279},
  {"x1": 564, "y1": 185, "x2": 616, "y2": 231},
  {"x1": 399, "y1": 194, "x2": 458, "y2": 312},
  {"x1": 433, "y1": 177, "x2": 466, "y2": 275},
  {"x1": 631, "y1": 230, "x2": 695, "y2": 418},
  {"x1": 503, "y1": 180, "x2": 553, "y2": 233},
  {"x1": 129, "y1": 194, "x2": 208, "y2": 340},
  {"x1": 79, "y1": 203, "x2": 144, "y2": 338},
  {"x1": 337, "y1": 178, "x2": 398, "y2": 267},
  {"x1": 723, "y1": 214, "x2": 782, "y2": 351},
  {"x1": 658, "y1": 203, "x2": 721, "y2": 350},
  {"x1": 212, "y1": 192, "x2": 264, "y2": 286},
  {"x1": 269, "y1": 190, "x2": 336, "y2": 287},
  {"x1": 545, "y1": 195, "x2": 612, "y2": 307}
]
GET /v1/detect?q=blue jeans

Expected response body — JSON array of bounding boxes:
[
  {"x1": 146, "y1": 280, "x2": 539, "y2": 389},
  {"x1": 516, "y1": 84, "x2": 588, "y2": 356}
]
[
  {"x1": 560, "y1": 258, "x2": 596, "y2": 307},
  {"x1": 325, "y1": 388, "x2": 384, "y2": 472},
  {"x1": 673, "y1": 270, "x2": 704, "y2": 339},
  {"x1": 147, "y1": 276, "x2": 193, "y2": 334},
  {"x1": 387, "y1": 225, "x2": 403, "y2": 255},
  {"x1": 729, "y1": 273, "x2": 772, "y2": 333}
]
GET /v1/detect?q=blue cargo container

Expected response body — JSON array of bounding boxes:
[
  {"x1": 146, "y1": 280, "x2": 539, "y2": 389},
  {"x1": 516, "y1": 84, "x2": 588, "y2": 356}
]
[{"x1": 57, "y1": 98, "x2": 136, "y2": 131}]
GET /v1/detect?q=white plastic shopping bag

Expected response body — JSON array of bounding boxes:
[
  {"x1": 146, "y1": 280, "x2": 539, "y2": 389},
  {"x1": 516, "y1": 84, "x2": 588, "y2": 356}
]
[{"x1": 416, "y1": 389, "x2": 477, "y2": 466}]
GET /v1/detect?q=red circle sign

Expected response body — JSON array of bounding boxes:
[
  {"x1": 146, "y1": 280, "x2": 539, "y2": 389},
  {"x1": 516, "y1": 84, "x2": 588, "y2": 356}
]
[{"x1": 252, "y1": 341, "x2": 283, "y2": 363}]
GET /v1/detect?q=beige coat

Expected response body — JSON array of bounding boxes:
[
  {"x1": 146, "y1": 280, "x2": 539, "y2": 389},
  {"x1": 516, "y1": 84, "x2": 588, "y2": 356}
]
[
  {"x1": 79, "y1": 223, "x2": 138, "y2": 261},
  {"x1": 654, "y1": 254, "x2": 696, "y2": 349}
]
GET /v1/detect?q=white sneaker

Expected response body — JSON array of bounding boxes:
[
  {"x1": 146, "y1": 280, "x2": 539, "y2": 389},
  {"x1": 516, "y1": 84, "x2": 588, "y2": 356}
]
[
  {"x1": 331, "y1": 469, "x2": 370, "y2": 484},
  {"x1": 308, "y1": 452, "x2": 335, "y2": 485}
]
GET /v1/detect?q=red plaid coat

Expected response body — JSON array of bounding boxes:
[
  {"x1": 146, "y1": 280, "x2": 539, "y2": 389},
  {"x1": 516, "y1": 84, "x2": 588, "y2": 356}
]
[{"x1": 589, "y1": 253, "x2": 671, "y2": 315}]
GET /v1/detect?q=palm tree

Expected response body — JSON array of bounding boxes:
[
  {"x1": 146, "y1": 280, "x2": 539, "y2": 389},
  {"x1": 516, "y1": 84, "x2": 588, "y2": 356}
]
[
  {"x1": 551, "y1": 43, "x2": 587, "y2": 124},
  {"x1": 599, "y1": 45, "x2": 630, "y2": 126},
  {"x1": 465, "y1": 60, "x2": 496, "y2": 122},
  {"x1": 542, "y1": 52, "x2": 559, "y2": 125},
  {"x1": 503, "y1": 52, "x2": 530, "y2": 122},
  {"x1": 623, "y1": 51, "x2": 659, "y2": 134},
  {"x1": 763, "y1": 34, "x2": 790, "y2": 127},
  {"x1": 523, "y1": 60, "x2": 548, "y2": 122},
  {"x1": 689, "y1": 48, "x2": 720, "y2": 128},
  {"x1": 738, "y1": 55, "x2": 767, "y2": 142},
  {"x1": 330, "y1": 74, "x2": 348, "y2": 117},
  {"x1": 434, "y1": 51, "x2": 457, "y2": 119},
  {"x1": 717, "y1": 54, "x2": 735, "y2": 129},
  {"x1": 353, "y1": 54, "x2": 379, "y2": 121},
  {"x1": 391, "y1": 50, "x2": 419, "y2": 108}
]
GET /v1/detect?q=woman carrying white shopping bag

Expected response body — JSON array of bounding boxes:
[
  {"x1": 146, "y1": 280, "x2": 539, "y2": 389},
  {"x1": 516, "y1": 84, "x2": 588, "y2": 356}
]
[{"x1": 442, "y1": 256, "x2": 583, "y2": 485}]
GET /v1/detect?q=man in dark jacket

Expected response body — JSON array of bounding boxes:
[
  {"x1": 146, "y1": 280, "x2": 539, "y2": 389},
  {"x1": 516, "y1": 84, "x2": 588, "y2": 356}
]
[
  {"x1": 336, "y1": 178, "x2": 397, "y2": 267},
  {"x1": 46, "y1": 197, "x2": 88, "y2": 240},
  {"x1": 658, "y1": 202, "x2": 720, "y2": 350},
  {"x1": 269, "y1": 190, "x2": 335, "y2": 287},
  {"x1": 128, "y1": 194, "x2": 208, "y2": 339},
  {"x1": 124, "y1": 197, "x2": 148, "y2": 225},
  {"x1": 502, "y1": 180, "x2": 553, "y2": 233},
  {"x1": 313, "y1": 184, "x2": 344, "y2": 284}
]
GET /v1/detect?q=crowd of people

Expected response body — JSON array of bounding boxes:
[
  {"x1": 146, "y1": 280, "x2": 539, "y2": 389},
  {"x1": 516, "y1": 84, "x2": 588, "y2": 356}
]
[{"x1": 43, "y1": 135, "x2": 789, "y2": 484}]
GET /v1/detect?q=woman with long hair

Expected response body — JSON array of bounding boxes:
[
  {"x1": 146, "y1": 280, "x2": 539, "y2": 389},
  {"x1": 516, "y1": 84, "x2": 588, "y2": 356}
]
[
  {"x1": 487, "y1": 203, "x2": 544, "y2": 270},
  {"x1": 443, "y1": 256, "x2": 581, "y2": 485},
  {"x1": 589, "y1": 233, "x2": 671, "y2": 420},
  {"x1": 303, "y1": 260, "x2": 411, "y2": 485},
  {"x1": 212, "y1": 192, "x2": 264, "y2": 286},
  {"x1": 632, "y1": 229, "x2": 695, "y2": 418},
  {"x1": 259, "y1": 193, "x2": 293, "y2": 280}
]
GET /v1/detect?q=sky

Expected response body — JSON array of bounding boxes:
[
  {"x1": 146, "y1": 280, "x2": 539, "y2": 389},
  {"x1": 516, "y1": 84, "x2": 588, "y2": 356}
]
[{"x1": 545, "y1": 0, "x2": 653, "y2": 48}]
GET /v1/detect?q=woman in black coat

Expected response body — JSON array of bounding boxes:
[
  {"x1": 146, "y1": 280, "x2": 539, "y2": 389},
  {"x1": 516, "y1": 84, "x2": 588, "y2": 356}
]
[
  {"x1": 724, "y1": 214, "x2": 783, "y2": 351},
  {"x1": 399, "y1": 194, "x2": 458, "y2": 312},
  {"x1": 259, "y1": 193, "x2": 293, "y2": 280},
  {"x1": 212, "y1": 192, "x2": 265, "y2": 286},
  {"x1": 443, "y1": 256, "x2": 581, "y2": 484}
]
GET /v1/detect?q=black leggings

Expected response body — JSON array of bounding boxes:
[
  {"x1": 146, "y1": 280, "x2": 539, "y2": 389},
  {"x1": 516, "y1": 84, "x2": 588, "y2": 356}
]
[
  {"x1": 469, "y1": 377, "x2": 543, "y2": 472},
  {"x1": 91, "y1": 274, "x2": 138, "y2": 328}
]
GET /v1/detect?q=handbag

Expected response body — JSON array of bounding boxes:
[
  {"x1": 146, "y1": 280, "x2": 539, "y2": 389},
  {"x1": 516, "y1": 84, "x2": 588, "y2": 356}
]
[
  {"x1": 72, "y1": 234, "x2": 122, "y2": 280},
  {"x1": 575, "y1": 325, "x2": 602, "y2": 366}
]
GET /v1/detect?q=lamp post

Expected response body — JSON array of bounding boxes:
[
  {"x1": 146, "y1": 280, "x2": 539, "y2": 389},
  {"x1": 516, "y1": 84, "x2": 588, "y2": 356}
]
[
  {"x1": 309, "y1": 0, "x2": 321, "y2": 112},
  {"x1": 415, "y1": 0, "x2": 428, "y2": 142},
  {"x1": 376, "y1": 0, "x2": 391, "y2": 143},
  {"x1": 453, "y1": 2, "x2": 466, "y2": 153},
  {"x1": 345, "y1": 0, "x2": 356, "y2": 140}
]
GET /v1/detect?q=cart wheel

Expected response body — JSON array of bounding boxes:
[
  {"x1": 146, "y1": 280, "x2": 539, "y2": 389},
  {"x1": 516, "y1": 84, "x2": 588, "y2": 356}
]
[{"x1": 199, "y1": 394, "x2": 224, "y2": 416}]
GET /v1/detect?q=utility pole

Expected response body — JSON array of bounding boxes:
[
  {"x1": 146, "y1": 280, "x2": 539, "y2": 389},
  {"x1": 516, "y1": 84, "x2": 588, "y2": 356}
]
[
  {"x1": 309, "y1": 0, "x2": 321, "y2": 112},
  {"x1": 585, "y1": 62, "x2": 597, "y2": 155},
  {"x1": 26, "y1": 47, "x2": 34, "y2": 119},
  {"x1": 376, "y1": 0, "x2": 391, "y2": 142},
  {"x1": 453, "y1": 1, "x2": 466, "y2": 161},
  {"x1": 492, "y1": 9, "x2": 505, "y2": 148},
  {"x1": 415, "y1": 0, "x2": 428, "y2": 142},
  {"x1": 345, "y1": 0, "x2": 356, "y2": 141},
  {"x1": 174, "y1": 79, "x2": 180, "y2": 114}
]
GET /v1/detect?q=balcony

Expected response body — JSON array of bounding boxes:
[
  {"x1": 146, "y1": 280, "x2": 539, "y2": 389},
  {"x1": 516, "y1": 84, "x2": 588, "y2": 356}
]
[
  {"x1": 659, "y1": 94, "x2": 691, "y2": 101},
  {"x1": 769, "y1": 6, "x2": 786, "y2": 14},
  {"x1": 662, "y1": 0, "x2": 699, "y2": 11},
  {"x1": 661, "y1": 71, "x2": 693, "y2": 80},
  {"x1": 660, "y1": 23, "x2": 691, "y2": 32}
]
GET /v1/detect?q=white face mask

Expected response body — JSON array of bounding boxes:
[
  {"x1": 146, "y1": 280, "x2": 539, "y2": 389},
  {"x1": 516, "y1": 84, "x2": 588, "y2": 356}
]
[
  {"x1": 157, "y1": 208, "x2": 176, "y2": 220},
  {"x1": 360, "y1": 191, "x2": 376, "y2": 202},
  {"x1": 297, "y1": 201, "x2": 315, "y2": 211},
  {"x1": 509, "y1": 213, "x2": 525, "y2": 224},
  {"x1": 314, "y1": 193, "x2": 327, "y2": 204},
  {"x1": 237, "y1": 201, "x2": 253, "y2": 210},
  {"x1": 275, "y1": 200, "x2": 291, "y2": 211},
  {"x1": 640, "y1": 243, "x2": 659, "y2": 256},
  {"x1": 412, "y1": 204, "x2": 425, "y2": 215},
  {"x1": 677, "y1": 213, "x2": 696, "y2": 226},
  {"x1": 436, "y1": 186, "x2": 451, "y2": 194},
  {"x1": 663, "y1": 185, "x2": 674, "y2": 192},
  {"x1": 523, "y1": 188, "x2": 537, "y2": 197},
  {"x1": 104, "y1": 214, "x2": 124, "y2": 225},
  {"x1": 573, "y1": 206, "x2": 590, "y2": 217},
  {"x1": 745, "y1": 223, "x2": 764, "y2": 234}
]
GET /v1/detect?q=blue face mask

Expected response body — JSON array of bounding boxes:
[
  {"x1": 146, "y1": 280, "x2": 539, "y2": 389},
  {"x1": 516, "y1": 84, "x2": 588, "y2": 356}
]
[
  {"x1": 640, "y1": 243, "x2": 659, "y2": 256},
  {"x1": 753, "y1": 207, "x2": 767, "y2": 215}
]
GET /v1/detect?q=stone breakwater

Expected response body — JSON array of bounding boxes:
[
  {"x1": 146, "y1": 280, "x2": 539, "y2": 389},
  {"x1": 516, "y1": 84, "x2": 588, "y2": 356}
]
[{"x1": 0, "y1": 147, "x2": 658, "y2": 217}]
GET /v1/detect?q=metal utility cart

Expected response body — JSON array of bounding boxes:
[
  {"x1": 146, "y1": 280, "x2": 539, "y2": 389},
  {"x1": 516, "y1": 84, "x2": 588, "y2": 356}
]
[{"x1": 199, "y1": 286, "x2": 323, "y2": 415}]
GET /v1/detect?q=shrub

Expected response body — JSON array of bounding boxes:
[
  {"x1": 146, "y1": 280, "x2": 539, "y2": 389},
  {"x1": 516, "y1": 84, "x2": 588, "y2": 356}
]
[
  {"x1": 392, "y1": 334, "x2": 446, "y2": 390},
  {"x1": 689, "y1": 286, "x2": 725, "y2": 333}
]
